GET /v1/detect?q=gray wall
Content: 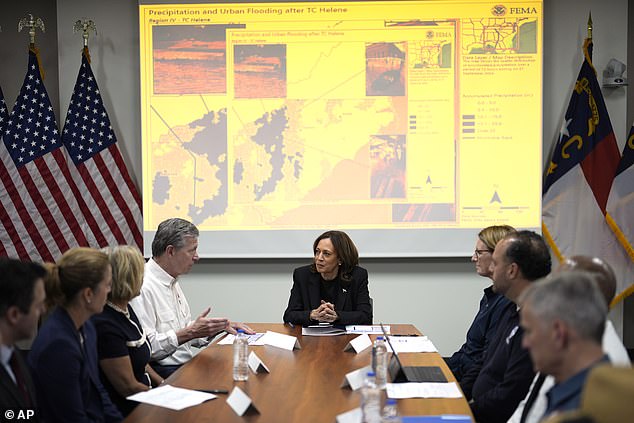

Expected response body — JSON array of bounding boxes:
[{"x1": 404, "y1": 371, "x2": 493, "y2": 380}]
[
  {"x1": 1, "y1": 0, "x2": 631, "y2": 355},
  {"x1": 0, "y1": 1, "x2": 59, "y2": 121}
]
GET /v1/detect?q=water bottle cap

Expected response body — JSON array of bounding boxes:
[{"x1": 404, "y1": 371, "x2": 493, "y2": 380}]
[
  {"x1": 386, "y1": 398, "x2": 397, "y2": 405},
  {"x1": 367, "y1": 371, "x2": 376, "y2": 377},
  {"x1": 237, "y1": 329, "x2": 245, "y2": 334},
  {"x1": 377, "y1": 336, "x2": 384, "y2": 341}
]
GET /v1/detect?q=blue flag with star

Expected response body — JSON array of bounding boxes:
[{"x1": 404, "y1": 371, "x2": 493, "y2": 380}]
[{"x1": 543, "y1": 39, "x2": 620, "y2": 213}]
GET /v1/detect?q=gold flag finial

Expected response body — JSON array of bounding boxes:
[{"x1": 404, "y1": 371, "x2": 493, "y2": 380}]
[
  {"x1": 587, "y1": 12, "x2": 593, "y2": 40},
  {"x1": 18, "y1": 14, "x2": 45, "y2": 47},
  {"x1": 73, "y1": 19, "x2": 97, "y2": 48}
]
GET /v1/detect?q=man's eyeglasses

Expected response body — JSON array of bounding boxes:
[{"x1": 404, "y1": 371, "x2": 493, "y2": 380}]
[{"x1": 473, "y1": 249, "x2": 491, "y2": 258}]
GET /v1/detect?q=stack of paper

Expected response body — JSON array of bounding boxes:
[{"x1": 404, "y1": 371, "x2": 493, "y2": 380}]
[
  {"x1": 127, "y1": 385, "x2": 216, "y2": 410},
  {"x1": 386, "y1": 382, "x2": 462, "y2": 399},
  {"x1": 301, "y1": 325, "x2": 346, "y2": 336}
]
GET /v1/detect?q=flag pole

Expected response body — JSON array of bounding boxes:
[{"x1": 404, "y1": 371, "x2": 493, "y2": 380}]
[
  {"x1": 587, "y1": 12, "x2": 592, "y2": 40},
  {"x1": 17, "y1": 14, "x2": 45, "y2": 50},
  {"x1": 17, "y1": 14, "x2": 46, "y2": 77},
  {"x1": 73, "y1": 19, "x2": 97, "y2": 63}
]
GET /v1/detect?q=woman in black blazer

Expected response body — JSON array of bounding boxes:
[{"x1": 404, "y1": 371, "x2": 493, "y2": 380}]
[
  {"x1": 283, "y1": 231, "x2": 373, "y2": 326},
  {"x1": 28, "y1": 248, "x2": 122, "y2": 422}
]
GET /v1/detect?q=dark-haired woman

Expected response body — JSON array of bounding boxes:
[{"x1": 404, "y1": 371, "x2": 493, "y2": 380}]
[
  {"x1": 28, "y1": 247, "x2": 122, "y2": 422},
  {"x1": 283, "y1": 231, "x2": 372, "y2": 326}
]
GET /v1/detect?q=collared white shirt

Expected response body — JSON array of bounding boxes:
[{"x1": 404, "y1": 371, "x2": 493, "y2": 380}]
[
  {"x1": 0, "y1": 344, "x2": 17, "y2": 384},
  {"x1": 130, "y1": 258, "x2": 205, "y2": 366}
]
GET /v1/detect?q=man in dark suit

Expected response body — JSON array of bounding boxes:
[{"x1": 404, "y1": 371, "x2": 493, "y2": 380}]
[{"x1": 0, "y1": 258, "x2": 47, "y2": 420}]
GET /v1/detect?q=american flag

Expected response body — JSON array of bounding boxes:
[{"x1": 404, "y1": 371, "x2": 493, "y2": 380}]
[
  {"x1": 0, "y1": 86, "x2": 8, "y2": 131},
  {"x1": 0, "y1": 49, "x2": 94, "y2": 261},
  {"x1": 61, "y1": 48, "x2": 142, "y2": 250}
]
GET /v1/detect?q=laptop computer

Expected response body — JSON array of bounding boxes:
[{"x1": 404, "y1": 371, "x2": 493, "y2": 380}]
[{"x1": 380, "y1": 323, "x2": 447, "y2": 383}]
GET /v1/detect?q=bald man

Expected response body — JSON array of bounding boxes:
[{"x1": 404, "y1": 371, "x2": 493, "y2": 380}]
[{"x1": 507, "y1": 256, "x2": 630, "y2": 423}]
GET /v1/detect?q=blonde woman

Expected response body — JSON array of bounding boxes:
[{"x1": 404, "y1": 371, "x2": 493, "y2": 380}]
[
  {"x1": 445, "y1": 225, "x2": 516, "y2": 381},
  {"x1": 93, "y1": 245, "x2": 163, "y2": 416}
]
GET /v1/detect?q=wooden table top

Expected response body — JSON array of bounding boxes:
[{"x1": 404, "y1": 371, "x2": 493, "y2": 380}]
[{"x1": 124, "y1": 323, "x2": 473, "y2": 422}]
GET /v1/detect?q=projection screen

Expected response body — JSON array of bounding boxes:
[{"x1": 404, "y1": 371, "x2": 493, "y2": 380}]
[{"x1": 139, "y1": 0, "x2": 543, "y2": 258}]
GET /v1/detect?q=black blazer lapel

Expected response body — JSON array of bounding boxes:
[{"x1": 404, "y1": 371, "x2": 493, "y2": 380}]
[
  {"x1": 0, "y1": 359, "x2": 29, "y2": 409},
  {"x1": 308, "y1": 272, "x2": 322, "y2": 310},
  {"x1": 334, "y1": 281, "x2": 349, "y2": 312}
]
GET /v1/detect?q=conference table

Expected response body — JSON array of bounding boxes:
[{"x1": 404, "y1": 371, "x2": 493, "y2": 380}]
[{"x1": 125, "y1": 323, "x2": 473, "y2": 422}]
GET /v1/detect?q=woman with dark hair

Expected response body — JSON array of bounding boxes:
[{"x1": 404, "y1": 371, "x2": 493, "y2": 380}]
[
  {"x1": 283, "y1": 231, "x2": 372, "y2": 326},
  {"x1": 28, "y1": 247, "x2": 122, "y2": 422}
]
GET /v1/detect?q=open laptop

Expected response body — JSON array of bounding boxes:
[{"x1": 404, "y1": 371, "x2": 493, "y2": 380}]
[{"x1": 380, "y1": 323, "x2": 447, "y2": 383}]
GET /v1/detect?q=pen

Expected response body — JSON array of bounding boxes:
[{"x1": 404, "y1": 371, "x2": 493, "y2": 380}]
[
  {"x1": 197, "y1": 389, "x2": 229, "y2": 394},
  {"x1": 391, "y1": 334, "x2": 420, "y2": 337}
]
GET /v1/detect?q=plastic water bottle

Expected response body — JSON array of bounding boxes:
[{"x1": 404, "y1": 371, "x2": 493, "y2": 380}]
[
  {"x1": 233, "y1": 329, "x2": 249, "y2": 381},
  {"x1": 361, "y1": 372, "x2": 381, "y2": 423},
  {"x1": 372, "y1": 336, "x2": 388, "y2": 389},
  {"x1": 381, "y1": 398, "x2": 401, "y2": 423}
]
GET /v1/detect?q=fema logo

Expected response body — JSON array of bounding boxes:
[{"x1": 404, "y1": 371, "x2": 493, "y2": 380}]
[
  {"x1": 491, "y1": 4, "x2": 507, "y2": 16},
  {"x1": 426, "y1": 30, "x2": 434, "y2": 39}
]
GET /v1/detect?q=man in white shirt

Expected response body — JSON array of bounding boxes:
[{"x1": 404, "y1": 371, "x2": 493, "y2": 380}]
[
  {"x1": 508, "y1": 255, "x2": 630, "y2": 423},
  {"x1": 131, "y1": 218, "x2": 253, "y2": 378}
]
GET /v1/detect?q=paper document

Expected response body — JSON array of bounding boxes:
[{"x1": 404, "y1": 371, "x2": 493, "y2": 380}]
[
  {"x1": 386, "y1": 382, "x2": 462, "y2": 399},
  {"x1": 218, "y1": 333, "x2": 265, "y2": 345},
  {"x1": 386, "y1": 336, "x2": 437, "y2": 353},
  {"x1": 302, "y1": 325, "x2": 346, "y2": 336},
  {"x1": 345, "y1": 325, "x2": 390, "y2": 334},
  {"x1": 127, "y1": 384, "x2": 216, "y2": 410}
]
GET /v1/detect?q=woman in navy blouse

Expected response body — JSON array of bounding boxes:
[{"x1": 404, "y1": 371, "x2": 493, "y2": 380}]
[
  {"x1": 445, "y1": 225, "x2": 516, "y2": 381},
  {"x1": 93, "y1": 245, "x2": 163, "y2": 416}
]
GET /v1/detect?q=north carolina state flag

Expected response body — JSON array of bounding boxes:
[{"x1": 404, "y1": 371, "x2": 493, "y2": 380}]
[
  {"x1": 606, "y1": 123, "x2": 634, "y2": 302},
  {"x1": 542, "y1": 38, "x2": 633, "y2": 297}
]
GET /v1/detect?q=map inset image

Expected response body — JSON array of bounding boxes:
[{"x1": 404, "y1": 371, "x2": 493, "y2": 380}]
[
  {"x1": 370, "y1": 134, "x2": 406, "y2": 198},
  {"x1": 151, "y1": 107, "x2": 228, "y2": 225},
  {"x1": 234, "y1": 44, "x2": 287, "y2": 98},
  {"x1": 366, "y1": 42, "x2": 407, "y2": 96},
  {"x1": 411, "y1": 40, "x2": 452, "y2": 69},
  {"x1": 153, "y1": 25, "x2": 243, "y2": 95},
  {"x1": 462, "y1": 18, "x2": 537, "y2": 54}
]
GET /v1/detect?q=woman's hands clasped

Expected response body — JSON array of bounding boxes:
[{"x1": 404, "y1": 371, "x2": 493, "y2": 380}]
[{"x1": 310, "y1": 300, "x2": 338, "y2": 323}]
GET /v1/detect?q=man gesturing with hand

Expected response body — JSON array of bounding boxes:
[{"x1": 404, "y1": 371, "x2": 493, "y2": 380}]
[{"x1": 131, "y1": 218, "x2": 253, "y2": 378}]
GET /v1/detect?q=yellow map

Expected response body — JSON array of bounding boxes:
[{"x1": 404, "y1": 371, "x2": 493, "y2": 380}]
[{"x1": 139, "y1": 1, "x2": 543, "y2": 233}]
